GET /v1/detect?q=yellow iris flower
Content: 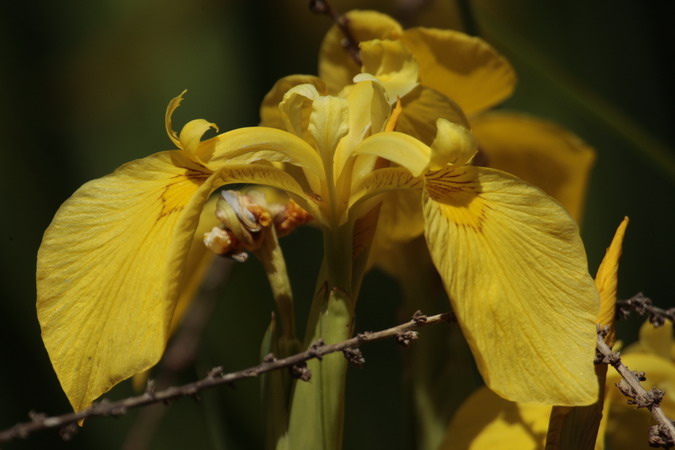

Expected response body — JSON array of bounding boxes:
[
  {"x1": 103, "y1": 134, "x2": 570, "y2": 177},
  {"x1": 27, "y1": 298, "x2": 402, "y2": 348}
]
[{"x1": 37, "y1": 18, "x2": 599, "y2": 416}]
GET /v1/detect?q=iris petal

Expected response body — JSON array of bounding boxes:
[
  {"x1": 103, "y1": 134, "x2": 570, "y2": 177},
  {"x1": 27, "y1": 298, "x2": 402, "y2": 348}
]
[{"x1": 423, "y1": 165, "x2": 599, "y2": 405}]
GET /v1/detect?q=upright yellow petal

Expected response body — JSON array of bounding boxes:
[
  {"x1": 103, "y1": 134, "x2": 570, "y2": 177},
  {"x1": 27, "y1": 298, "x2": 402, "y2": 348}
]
[
  {"x1": 595, "y1": 217, "x2": 629, "y2": 344},
  {"x1": 260, "y1": 75, "x2": 326, "y2": 129},
  {"x1": 308, "y1": 94, "x2": 350, "y2": 165},
  {"x1": 423, "y1": 166, "x2": 599, "y2": 405},
  {"x1": 37, "y1": 152, "x2": 214, "y2": 411},
  {"x1": 399, "y1": 28, "x2": 516, "y2": 117},
  {"x1": 318, "y1": 10, "x2": 402, "y2": 93},
  {"x1": 334, "y1": 80, "x2": 389, "y2": 184},
  {"x1": 472, "y1": 112, "x2": 596, "y2": 223}
]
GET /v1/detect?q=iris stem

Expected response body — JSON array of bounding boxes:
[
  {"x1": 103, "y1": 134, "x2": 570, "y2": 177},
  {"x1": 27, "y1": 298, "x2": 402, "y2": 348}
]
[{"x1": 285, "y1": 223, "x2": 356, "y2": 450}]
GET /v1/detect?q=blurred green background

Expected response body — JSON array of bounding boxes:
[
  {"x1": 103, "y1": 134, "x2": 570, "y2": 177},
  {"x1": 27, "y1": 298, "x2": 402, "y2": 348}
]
[{"x1": 1, "y1": 0, "x2": 673, "y2": 448}]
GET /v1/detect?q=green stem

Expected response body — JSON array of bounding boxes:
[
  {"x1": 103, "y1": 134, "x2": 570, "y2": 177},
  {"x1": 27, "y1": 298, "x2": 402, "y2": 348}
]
[{"x1": 285, "y1": 223, "x2": 356, "y2": 450}]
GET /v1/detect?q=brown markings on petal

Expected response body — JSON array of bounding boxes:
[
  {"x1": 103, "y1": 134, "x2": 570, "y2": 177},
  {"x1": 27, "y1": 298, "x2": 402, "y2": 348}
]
[
  {"x1": 425, "y1": 166, "x2": 488, "y2": 233},
  {"x1": 157, "y1": 169, "x2": 209, "y2": 220}
]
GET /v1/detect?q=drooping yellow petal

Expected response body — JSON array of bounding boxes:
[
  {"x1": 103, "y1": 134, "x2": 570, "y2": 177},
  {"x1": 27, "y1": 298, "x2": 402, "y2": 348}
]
[
  {"x1": 318, "y1": 10, "x2": 403, "y2": 94},
  {"x1": 544, "y1": 218, "x2": 629, "y2": 449},
  {"x1": 357, "y1": 39, "x2": 419, "y2": 102},
  {"x1": 399, "y1": 28, "x2": 516, "y2": 117},
  {"x1": 595, "y1": 217, "x2": 629, "y2": 344},
  {"x1": 423, "y1": 165, "x2": 599, "y2": 405},
  {"x1": 37, "y1": 152, "x2": 214, "y2": 412},
  {"x1": 131, "y1": 195, "x2": 220, "y2": 392},
  {"x1": 472, "y1": 112, "x2": 596, "y2": 223},
  {"x1": 440, "y1": 386, "x2": 550, "y2": 450},
  {"x1": 37, "y1": 150, "x2": 322, "y2": 412},
  {"x1": 396, "y1": 85, "x2": 470, "y2": 145},
  {"x1": 260, "y1": 75, "x2": 327, "y2": 129},
  {"x1": 170, "y1": 196, "x2": 220, "y2": 335}
]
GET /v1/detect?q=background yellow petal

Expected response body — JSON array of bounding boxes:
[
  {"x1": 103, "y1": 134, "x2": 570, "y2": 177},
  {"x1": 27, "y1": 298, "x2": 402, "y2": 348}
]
[
  {"x1": 471, "y1": 112, "x2": 595, "y2": 223},
  {"x1": 359, "y1": 39, "x2": 419, "y2": 101},
  {"x1": 259, "y1": 75, "x2": 326, "y2": 129},
  {"x1": 630, "y1": 319, "x2": 674, "y2": 361},
  {"x1": 440, "y1": 386, "x2": 550, "y2": 450},
  {"x1": 423, "y1": 166, "x2": 599, "y2": 405},
  {"x1": 396, "y1": 85, "x2": 470, "y2": 145},
  {"x1": 37, "y1": 151, "x2": 214, "y2": 411},
  {"x1": 318, "y1": 10, "x2": 402, "y2": 94},
  {"x1": 399, "y1": 27, "x2": 516, "y2": 117}
]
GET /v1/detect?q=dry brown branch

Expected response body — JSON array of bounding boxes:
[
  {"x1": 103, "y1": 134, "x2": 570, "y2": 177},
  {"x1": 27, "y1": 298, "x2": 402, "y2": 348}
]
[
  {"x1": 0, "y1": 310, "x2": 455, "y2": 444},
  {"x1": 617, "y1": 292, "x2": 675, "y2": 327},
  {"x1": 309, "y1": 0, "x2": 362, "y2": 65},
  {"x1": 596, "y1": 330, "x2": 675, "y2": 448}
]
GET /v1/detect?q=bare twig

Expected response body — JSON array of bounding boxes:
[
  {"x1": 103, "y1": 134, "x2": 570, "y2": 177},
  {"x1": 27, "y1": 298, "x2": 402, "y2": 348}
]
[
  {"x1": 596, "y1": 330, "x2": 675, "y2": 448},
  {"x1": 309, "y1": 0, "x2": 362, "y2": 65},
  {"x1": 616, "y1": 292, "x2": 675, "y2": 327},
  {"x1": 0, "y1": 311, "x2": 454, "y2": 444}
]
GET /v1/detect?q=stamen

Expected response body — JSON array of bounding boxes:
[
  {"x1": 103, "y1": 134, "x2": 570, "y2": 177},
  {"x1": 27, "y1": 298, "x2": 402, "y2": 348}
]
[{"x1": 385, "y1": 98, "x2": 403, "y2": 132}]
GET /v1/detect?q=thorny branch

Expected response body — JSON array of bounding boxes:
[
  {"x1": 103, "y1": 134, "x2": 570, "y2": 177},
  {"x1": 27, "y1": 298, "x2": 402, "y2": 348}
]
[
  {"x1": 617, "y1": 292, "x2": 675, "y2": 327},
  {"x1": 0, "y1": 311, "x2": 455, "y2": 444},
  {"x1": 309, "y1": 0, "x2": 362, "y2": 66},
  {"x1": 597, "y1": 329, "x2": 675, "y2": 448}
]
